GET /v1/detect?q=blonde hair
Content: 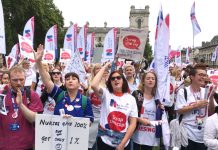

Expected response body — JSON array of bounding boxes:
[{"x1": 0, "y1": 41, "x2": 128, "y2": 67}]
[{"x1": 138, "y1": 71, "x2": 157, "y2": 96}]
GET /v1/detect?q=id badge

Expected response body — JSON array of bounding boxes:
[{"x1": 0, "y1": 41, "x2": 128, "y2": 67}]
[{"x1": 9, "y1": 123, "x2": 20, "y2": 131}]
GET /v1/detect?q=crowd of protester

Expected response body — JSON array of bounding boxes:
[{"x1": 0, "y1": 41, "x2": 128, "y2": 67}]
[{"x1": 0, "y1": 45, "x2": 217, "y2": 150}]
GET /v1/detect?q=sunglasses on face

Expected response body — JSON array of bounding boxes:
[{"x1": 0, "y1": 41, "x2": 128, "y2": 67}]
[
  {"x1": 111, "y1": 76, "x2": 122, "y2": 81},
  {"x1": 51, "y1": 72, "x2": 61, "y2": 75}
]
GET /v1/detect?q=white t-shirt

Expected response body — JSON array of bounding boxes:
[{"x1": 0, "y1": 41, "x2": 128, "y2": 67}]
[
  {"x1": 128, "y1": 79, "x2": 139, "y2": 94},
  {"x1": 43, "y1": 97, "x2": 56, "y2": 115},
  {"x1": 175, "y1": 86, "x2": 206, "y2": 143},
  {"x1": 24, "y1": 69, "x2": 36, "y2": 87},
  {"x1": 99, "y1": 88, "x2": 138, "y2": 147},
  {"x1": 132, "y1": 97, "x2": 159, "y2": 146}
]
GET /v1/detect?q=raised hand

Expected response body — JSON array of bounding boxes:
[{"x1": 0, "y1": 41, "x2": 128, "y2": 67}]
[{"x1": 34, "y1": 44, "x2": 44, "y2": 62}]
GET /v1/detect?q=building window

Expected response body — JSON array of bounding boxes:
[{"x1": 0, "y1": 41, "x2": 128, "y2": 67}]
[
  {"x1": 98, "y1": 37, "x2": 102, "y2": 42},
  {"x1": 138, "y1": 19, "x2": 142, "y2": 29}
]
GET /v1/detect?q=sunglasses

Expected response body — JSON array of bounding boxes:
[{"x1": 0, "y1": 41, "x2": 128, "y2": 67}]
[
  {"x1": 52, "y1": 72, "x2": 61, "y2": 75},
  {"x1": 111, "y1": 76, "x2": 122, "y2": 81}
]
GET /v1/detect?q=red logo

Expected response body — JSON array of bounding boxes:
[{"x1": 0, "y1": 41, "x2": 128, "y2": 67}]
[
  {"x1": 107, "y1": 111, "x2": 126, "y2": 132},
  {"x1": 21, "y1": 42, "x2": 33, "y2": 53},
  {"x1": 210, "y1": 75, "x2": 218, "y2": 86},
  {"x1": 123, "y1": 35, "x2": 141, "y2": 49},
  {"x1": 170, "y1": 83, "x2": 174, "y2": 94},
  {"x1": 61, "y1": 52, "x2": 70, "y2": 59},
  {"x1": 44, "y1": 53, "x2": 54, "y2": 60}
]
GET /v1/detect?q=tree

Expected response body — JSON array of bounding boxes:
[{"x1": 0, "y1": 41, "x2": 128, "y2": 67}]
[
  {"x1": 144, "y1": 38, "x2": 152, "y2": 62},
  {"x1": 2, "y1": 0, "x2": 64, "y2": 54}
]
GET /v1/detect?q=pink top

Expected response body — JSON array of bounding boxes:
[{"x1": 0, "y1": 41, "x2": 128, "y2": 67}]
[{"x1": 0, "y1": 89, "x2": 43, "y2": 150}]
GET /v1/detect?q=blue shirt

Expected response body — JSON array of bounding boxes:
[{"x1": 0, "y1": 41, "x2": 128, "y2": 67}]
[{"x1": 49, "y1": 85, "x2": 94, "y2": 122}]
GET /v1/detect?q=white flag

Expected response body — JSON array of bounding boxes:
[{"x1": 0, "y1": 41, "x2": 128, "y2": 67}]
[
  {"x1": 63, "y1": 24, "x2": 77, "y2": 55},
  {"x1": 0, "y1": 0, "x2": 6, "y2": 54},
  {"x1": 85, "y1": 33, "x2": 94, "y2": 64},
  {"x1": 211, "y1": 46, "x2": 218, "y2": 62},
  {"x1": 44, "y1": 25, "x2": 58, "y2": 59},
  {"x1": 190, "y1": 2, "x2": 201, "y2": 36},
  {"x1": 23, "y1": 16, "x2": 34, "y2": 46},
  {"x1": 101, "y1": 28, "x2": 117, "y2": 63},
  {"x1": 18, "y1": 34, "x2": 35, "y2": 62},
  {"x1": 77, "y1": 24, "x2": 88, "y2": 60},
  {"x1": 154, "y1": 14, "x2": 171, "y2": 106}
]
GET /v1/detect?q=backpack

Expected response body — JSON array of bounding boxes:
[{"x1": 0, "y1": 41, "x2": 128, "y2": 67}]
[
  {"x1": 2, "y1": 87, "x2": 31, "y2": 105},
  {"x1": 56, "y1": 91, "x2": 87, "y2": 111}
]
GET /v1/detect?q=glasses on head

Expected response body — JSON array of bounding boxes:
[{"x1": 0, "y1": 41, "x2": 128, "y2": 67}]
[
  {"x1": 111, "y1": 76, "x2": 122, "y2": 81},
  {"x1": 52, "y1": 72, "x2": 61, "y2": 75}
]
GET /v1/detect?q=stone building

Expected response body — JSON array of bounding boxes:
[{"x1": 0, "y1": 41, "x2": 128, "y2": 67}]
[
  {"x1": 181, "y1": 35, "x2": 218, "y2": 67},
  {"x1": 86, "y1": 5, "x2": 149, "y2": 63}
]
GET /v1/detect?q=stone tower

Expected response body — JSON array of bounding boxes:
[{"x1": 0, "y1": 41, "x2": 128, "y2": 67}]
[{"x1": 129, "y1": 5, "x2": 149, "y2": 31}]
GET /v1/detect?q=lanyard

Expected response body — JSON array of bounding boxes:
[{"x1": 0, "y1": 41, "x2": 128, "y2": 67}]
[{"x1": 10, "y1": 90, "x2": 19, "y2": 119}]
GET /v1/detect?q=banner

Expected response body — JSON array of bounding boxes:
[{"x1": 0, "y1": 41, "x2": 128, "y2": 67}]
[
  {"x1": 63, "y1": 24, "x2": 78, "y2": 55},
  {"x1": 101, "y1": 28, "x2": 117, "y2": 63},
  {"x1": 77, "y1": 24, "x2": 88, "y2": 60},
  {"x1": 23, "y1": 16, "x2": 34, "y2": 46},
  {"x1": 5, "y1": 56, "x2": 16, "y2": 69},
  {"x1": 42, "y1": 50, "x2": 55, "y2": 64},
  {"x1": 85, "y1": 33, "x2": 94, "y2": 63},
  {"x1": 0, "y1": 0, "x2": 6, "y2": 54},
  {"x1": 44, "y1": 25, "x2": 58, "y2": 59},
  {"x1": 18, "y1": 34, "x2": 35, "y2": 62},
  {"x1": 154, "y1": 14, "x2": 171, "y2": 106},
  {"x1": 117, "y1": 28, "x2": 147, "y2": 61},
  {"x1": 35, "y1": 114, "x2": 89, "y2": 150},
  {"x1": 59, "y1": 48, "x2": 71, "y2": 62},
  {"x1": 63, "y1": 49, "x2": 87, "y2": 83},
  {"x1": 9, "y1": 43, "x2": 20, "y2": 62},
  {"x1": 190, "y1": 2, "x2": 201, "y2": 36},
  {"x1": 211, "y1": 45, "x2": 218, "y2": 62}
]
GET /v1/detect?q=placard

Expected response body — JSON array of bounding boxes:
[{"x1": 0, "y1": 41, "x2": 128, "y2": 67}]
[{"x1": 35, "y1": 114, "x2": 90, "y2": 150}]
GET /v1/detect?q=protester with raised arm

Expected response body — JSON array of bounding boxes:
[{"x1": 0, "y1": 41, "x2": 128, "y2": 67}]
[
  {"x1": 91, "y1": 62, "x2": 138, "y2": 150},
  {"x1": 34, "y1": 44, "x2": 94, "y2": 122}
]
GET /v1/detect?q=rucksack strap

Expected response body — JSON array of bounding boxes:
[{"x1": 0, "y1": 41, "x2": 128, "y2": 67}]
[
  {"x1": 56, "y1": 91, "x2": 66, "y2": 103},
  {"x1": 82, "y1": 95, "x2": 87, "y2": 111},
  {"x1": 179, "y1": 87, "x2": 187, "y2": 124}
]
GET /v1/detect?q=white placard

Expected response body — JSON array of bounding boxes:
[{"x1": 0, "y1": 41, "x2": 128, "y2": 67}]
[
  {"x1": 117, "y1": 28, "x2": 147, "y2": 61},
  {"x1": 35, "y1": 114, "x2": 89, "y2": 150},
  {"x1": 42, "y1": 50, "x2": 55, "y2": 63},
  {"x1": 63, "y1": 49, "x2": 87, "y2": 83},
  {"x1": 0, "y1": 94, "x2": 6, "y2": 115}
]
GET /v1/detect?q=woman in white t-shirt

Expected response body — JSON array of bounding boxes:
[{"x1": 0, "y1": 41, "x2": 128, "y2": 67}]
[
  {"x1": 123, "y1": 64, "x2": 139, "y2": 94},
  {"x1": 132, "y1": 71, "x2": 163, "y2": 150},
  {"x1": 91, "y1": 62, "x2": 138, "y2": 150}
]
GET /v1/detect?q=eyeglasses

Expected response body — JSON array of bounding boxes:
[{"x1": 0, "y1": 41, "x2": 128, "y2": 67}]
[
  {"x1": 197, "y1": 73, "x2": 207, "y2": 77},
  {"x1": 111, "y1": 76, "x2": 122, "y2": 81},
  {"x1": 52, "y1": 72, "x2": 61, "y2": 75}
]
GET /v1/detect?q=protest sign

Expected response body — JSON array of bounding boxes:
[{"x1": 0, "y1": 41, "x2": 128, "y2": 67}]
[
  {"x1": 18, "y1": 34, "x2": 35, "y2": 62},
  {"x1": 35, "y1": 114, "x2": 90, "y2": 150},
  {"x1": 63, "y1": 49, "x2": 86, "y2": 83},
  {"x1": 117, "y1": 28, "x2": 147, "y2": 61}
]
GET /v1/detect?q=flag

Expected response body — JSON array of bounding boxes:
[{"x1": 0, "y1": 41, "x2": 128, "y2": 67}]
[
  {"x1": 211, "y1": 45, "x2": 218, "y2": 62},
  {"x1": 190, "y1": 2, "x2": 201, "y2": 36},
  {"x1": 85, "y1": 33, "x2": 94, "y2": 64},
  {"x1": 63, "y1": 24, "x2": 77, "y2": 56},
  {"x1": 77, "y1": 24, "x2": 88, "y2": 60},
  {"x1": 101, "y1": 28, "x2": 117, "y2": 63},
  {"x1": 175, "y1": 47, "x2": 182, "y2": 67},
  {"x1": 0, "y1": 0, "x2": 6, "y2": 54},
  {"x1": 18, "y1": 34, "x2": 35, "y2": 62},
  {"x1": 186, "y1": 47, "x2": 190, "y2": 64},
  {"x1": 5, "y1": 56, "x2": 16, "y2": 69},
  {"x1": 9, "y1": 43, "x2": 20, "y2": 63},
  {"x1": 154, "y1": 14, "x2": 171, "y2": 106},
  {"x1": 155, "y1": 6, "x2": 163, "y2": 40},
  {"x1": 23, "y1": 16, "x2": 34, "y2": 46},
  {"x1": 44, "y1": 25, "x2": 58, "y2": 60}
]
